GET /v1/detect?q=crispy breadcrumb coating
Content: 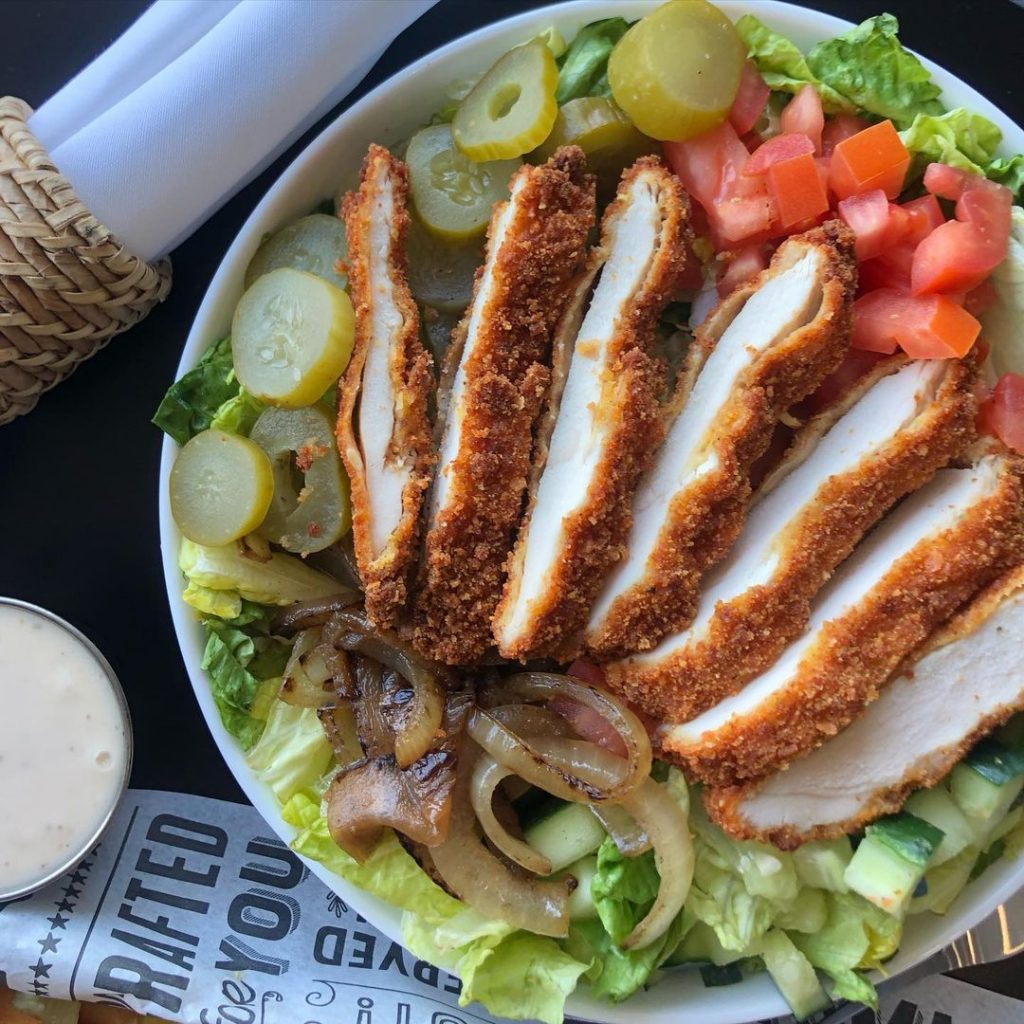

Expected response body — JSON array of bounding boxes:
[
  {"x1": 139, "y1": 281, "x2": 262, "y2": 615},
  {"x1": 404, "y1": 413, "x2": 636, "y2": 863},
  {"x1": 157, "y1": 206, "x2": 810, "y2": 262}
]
[
  {"x1": 413, "y1": 148, "x2": 596, "y2": 665},
  {"x1": 338, "y1": 145, "x2": 434, "y2": 629},
  {"x1": 494, "y1": 159, "x2": 693, "y2": 662},
  {"x1": 586, "y1": 221, "x2": 857, "y2": 661}
]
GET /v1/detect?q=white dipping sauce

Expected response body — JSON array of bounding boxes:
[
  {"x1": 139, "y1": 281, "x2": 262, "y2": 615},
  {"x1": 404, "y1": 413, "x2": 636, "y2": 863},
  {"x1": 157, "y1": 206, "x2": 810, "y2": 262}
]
[{"x1": 0, "y1": 604, "x2": 128, "y2": 895}]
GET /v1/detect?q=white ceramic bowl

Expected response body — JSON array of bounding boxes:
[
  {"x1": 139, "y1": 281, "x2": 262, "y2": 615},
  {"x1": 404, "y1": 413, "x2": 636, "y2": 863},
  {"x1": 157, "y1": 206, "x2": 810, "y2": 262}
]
[{"x1": 159, "y1": 3, "x2": 1024, "y2": 1021}]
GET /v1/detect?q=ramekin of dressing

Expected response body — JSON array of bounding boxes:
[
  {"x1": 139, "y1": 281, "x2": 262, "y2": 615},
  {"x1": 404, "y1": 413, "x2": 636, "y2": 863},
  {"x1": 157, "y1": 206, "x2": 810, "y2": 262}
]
[{"x1": 0, "y1": 598, "x2": 132, "y2": 901}]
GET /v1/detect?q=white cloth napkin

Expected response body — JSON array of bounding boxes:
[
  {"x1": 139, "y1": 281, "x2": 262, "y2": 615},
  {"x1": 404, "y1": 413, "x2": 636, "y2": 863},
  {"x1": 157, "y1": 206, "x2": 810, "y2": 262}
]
[{"x1": 29, "y1": 0, "x2": 436, "y2": 263}]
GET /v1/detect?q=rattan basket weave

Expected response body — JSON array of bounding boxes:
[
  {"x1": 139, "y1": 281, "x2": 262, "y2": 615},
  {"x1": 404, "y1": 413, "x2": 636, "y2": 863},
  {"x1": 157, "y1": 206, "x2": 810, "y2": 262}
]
[{"x1": 0, "y1": 96, "x2": 171, "y2": 424}]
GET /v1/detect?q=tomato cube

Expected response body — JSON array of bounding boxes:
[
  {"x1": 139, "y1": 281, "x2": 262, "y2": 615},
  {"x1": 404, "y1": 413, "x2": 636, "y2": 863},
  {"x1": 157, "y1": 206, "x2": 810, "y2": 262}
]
[
  {"x1": 821, "y1": 113, "x2": 871, "y2": 156},
  {"x1": 717, "y1": 244, "x2": 768, "y2": 297},
  {"x1": 852, "y1": 289, "x2": 904, "y2": 353},
  {"x1": 743, "y1": 133, "x2": 816, "y2": 177},
  {"x1": 780, "y1": 86, "x2": 825, "y2": 153},
  {"x1": 829, "y1": 120, "x2": 911, "y2": 200},
  {"x1": 766, "y1": 152, "x2": 829, "y2": 229},
  {"x1": 901, "y1": 194, "x2": 944, "y2": 244},
  {"x1": 979, "y1": 373, "x2": 1024, "y2": 453},
  {"x1": 837, "y1": 189, "x2": 891, "y2": 260},
  {"x1": 730, "y1": 61, "x2": 770, "y2": 136},
  {"x1": 853, "y1": 289, "x2": 981, "y2": 358}
]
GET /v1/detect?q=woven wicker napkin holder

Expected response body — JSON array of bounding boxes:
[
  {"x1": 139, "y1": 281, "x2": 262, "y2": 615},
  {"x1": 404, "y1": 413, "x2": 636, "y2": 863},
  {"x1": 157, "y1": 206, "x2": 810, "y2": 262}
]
[{"x1": 0, "y1": 97, "x2": 172, "y2": 424}]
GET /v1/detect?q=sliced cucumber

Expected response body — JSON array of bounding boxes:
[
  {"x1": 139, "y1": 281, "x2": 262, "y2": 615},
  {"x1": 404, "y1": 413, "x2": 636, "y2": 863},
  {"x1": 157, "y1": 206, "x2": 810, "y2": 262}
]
[
  {"x1": 843, "y1": 813, "x2": 944, "y2": 917},
  {"x1": 564, "y1": 856, "x2": 599, "y2": 921},
  {"x1": 793, "y1": 837, "x2": 853, "y2": 893},
  {"x1": 905, "y1": 787, "x2": 976, "y2": 866},
  {"x1": 524, "y1": 802, "x2": 606, "y2": 873},
  {"x1": 950, "y1": 760, "x2": 1024, "y2": 835},
  {"x1": 963, "y1": 739, "x2": 1024, "y2": 786},
  {"x1": 758, "y1": 930, "x2": 830, "y2": 1022},
  {"x1": 909, "y1": 845, "x2": 979, "y2": 916}
]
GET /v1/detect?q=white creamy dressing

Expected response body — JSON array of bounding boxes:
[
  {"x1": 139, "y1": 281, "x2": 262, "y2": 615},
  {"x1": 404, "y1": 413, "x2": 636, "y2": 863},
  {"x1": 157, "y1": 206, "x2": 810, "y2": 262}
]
[
  {"x1": 0, "y1": 605, "x2": 127, "y2": 895},
  {"x1": 587, "y1": 250, "x2": 824, "y2": 635}
]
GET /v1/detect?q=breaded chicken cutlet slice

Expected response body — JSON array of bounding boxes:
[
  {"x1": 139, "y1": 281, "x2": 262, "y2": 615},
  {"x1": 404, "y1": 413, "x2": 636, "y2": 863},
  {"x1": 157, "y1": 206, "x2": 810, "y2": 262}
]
[
  {"x1": 660, "y1": 442, "x2": 1024, "y2": 787},
  {"x1": 604, "y1": 355, "x2": 977, "y2": 722},
  {"x1": 413, "y1": 148, "x2": 596, "y2": 665},
  {"x1": 338, "y1": 146, "x2": 435, "y2": 629},
  {"x1": 707, "y1": 564, "x2": 1024, "y2": 849},
  {"x1": 585, "y1": 222, "x2": 856, "y2": 661},
  {"x1": 493, "y1": 159, "x2": 692, "y2": 662}
]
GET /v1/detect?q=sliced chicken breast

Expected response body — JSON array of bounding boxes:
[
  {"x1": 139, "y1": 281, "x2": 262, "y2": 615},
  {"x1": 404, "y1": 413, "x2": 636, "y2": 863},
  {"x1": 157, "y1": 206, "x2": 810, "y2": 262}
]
[
  {"x1": 707, "y1": 565, "x2": 1024, "y2": 849},
  {"x1": 660, "y1": 443, "x2": 1024, "y2": 787},
  {"x1": 338, "y1": 146, "x2": 434, "y2": 628},
  {"x1": 413, "y1": 148, "x2": 596, "y2": 665},
  {"x1": 605, "y1": 355, "x2": 977, "y2": 721},
  {"x1": 585, "y1": 222, "x2": 856, "y2": 661},
  {"x1": 493, "y1": 159, "x2": 692, "y2": 662}
]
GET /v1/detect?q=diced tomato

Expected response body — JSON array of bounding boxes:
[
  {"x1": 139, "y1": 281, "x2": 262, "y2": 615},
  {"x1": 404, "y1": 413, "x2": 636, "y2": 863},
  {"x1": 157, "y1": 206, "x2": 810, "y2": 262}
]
[
  {"x1": 837, "y1": 189, "x2": 892, "y2": 260},
  {"x1": 567, "y1": 659, "x2": 605, "y2": 687},
  {"x1": 829, "y1": 120, "x2": 911, "y2": 200},
  {"x1": 744, "y1": 133, "x2": 815, "y2": 176},
  {"x1": 803, "y1": 347, "x2": 888, "y2": 414},
  {"x1": 978, "y1": 373, "x2": 1024, "y2": 453},
  {"x1": 923, "y1": 161, "x2": 981, "y2": 201},
  {"x1": 853, "y1": 288, "x2": 981, "y2": 358},
  {"x1": 766, "y1": 152, "x2": 829, "y2": 229},
  {"x1": 821, "y1": 113, "x2": 871, "y2": 157},
  {"x1": 712, "y1": 190, "x2": 777, "y2": 245},
  {"x1": 859, "y1": 240, "x2": 917, "y2": 294},
  {"x1": 730, "y1": 60, "x2": 770, "y2": 136},
  {"x1": 717, "y1": 244, "x2": 768, "y2": 297},
  {"x1": 557, "y1": 661, "x2": 628, "y2": 757},
  {"x1": 912, "y1": 222, "x2": 1005, "y2": 295},
  {"x1": 780, "y1": 85, "x2": 825, "y2": 153},
  {"x1": 963, "y1": 280, "x2": 999, "y2": 317},
  {"x1": 742, "y1": 129, "x2": 765, "y2": 153},
  {"x1": 900, "y1": 194, "x2": 945, "y2": 244}
]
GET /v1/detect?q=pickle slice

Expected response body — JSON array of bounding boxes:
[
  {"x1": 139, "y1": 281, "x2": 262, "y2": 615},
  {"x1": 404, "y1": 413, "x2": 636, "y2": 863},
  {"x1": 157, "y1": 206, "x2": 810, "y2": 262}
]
[
  {"x1": 244, "y1": 214, "x2": 348, "y2": 290},
  {"x1": 170, "y1": 429, "x2": 274, "y2": 546},
  {"x1": 232, "y1": 267, "x2": 354, "y2": 408},
  {"x1": 533, "y1": 96, "x2": 654, "y2": 196},
  {"x1": 406, "y1": 214, "x2": 484, "y2": 314},
  {"x1": 608, "y1": 0, "x2": 745, "y2": 142},
  {"x1": 452, "y1": 40, "x2": 559, "y2": 161},
  {"x1": 407, "y1": 124, "x2": 519, "y2": 241},
  {"x1": 250, "y1": 404, "x2": 351, "y2": 555}
]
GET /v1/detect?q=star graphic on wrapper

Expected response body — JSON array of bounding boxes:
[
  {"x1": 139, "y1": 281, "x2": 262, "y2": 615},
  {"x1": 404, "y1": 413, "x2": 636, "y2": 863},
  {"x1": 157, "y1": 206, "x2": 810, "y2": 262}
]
[
  {"x1": 30, "y1": 958, "x2": 52, "y2": 979},
  {"x1": 46, "y1": 912, "x2": 69, "y2": 931},
  {"x1": 62, "y1": 884, "x2": 81, "y2": 900},
  {"x1": 37, "y1": 935, "x2": 60, "y2": 955},
  {"x1": 31, "y1": 980, "x2": 48, "y2": 997},
  {"x1": 54, "y1": 898, "x2": 74, "y2": 914},
  {"x1": 70, "y1": 870, "x2": 86, "y2": 885},
  {"x1": 80, "y1": 860, "x2": 94, "y2": 871}
]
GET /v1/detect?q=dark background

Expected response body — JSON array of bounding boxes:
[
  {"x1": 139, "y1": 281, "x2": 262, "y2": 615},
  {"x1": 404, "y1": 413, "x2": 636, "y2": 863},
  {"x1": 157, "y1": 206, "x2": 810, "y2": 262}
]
[{"x1": 2, "y1": 0, "x2": 1023, "y2": 1002}]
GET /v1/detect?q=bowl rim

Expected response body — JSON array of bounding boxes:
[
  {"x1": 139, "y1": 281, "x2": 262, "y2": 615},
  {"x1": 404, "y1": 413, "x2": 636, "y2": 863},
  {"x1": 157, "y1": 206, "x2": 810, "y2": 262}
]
[
  {"x1": 157, "y1": 3, "x2": 1024, "y2": 1021},
  {"x1": 0, "y1": 597, "x2": 134, "y2": 902}
]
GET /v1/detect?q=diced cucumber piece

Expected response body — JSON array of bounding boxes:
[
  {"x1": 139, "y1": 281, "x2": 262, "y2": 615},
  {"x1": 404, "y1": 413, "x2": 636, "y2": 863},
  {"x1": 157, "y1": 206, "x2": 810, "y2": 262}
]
[
  {"x1": 524, "y1": 802, "x2": 606, "y2": 873},
  {"x1": 909, "y1": 846, "x2": 979, "y2": 916},
  {"x1": 793, "y1": 837, "x2": 853, "y2": 892},
  {"x1": 564, "y1": 856, "x2": 599, "y2": 921},
  {"x1": 758, "y1": 930, "x2": 830, "y2": 1021},
  {"x1": 700, "y1": 963, "x2": 745, "y2": 987},
  {"x1": 775, "y1": 887, "x2": 828, "y2": 934},
  {"x1": 950, "y1": 762, "x2": 1024, "y2": 832},
  {"x1": 667, "y1": 922, "x2": 745, "y2": 967},
  {"x1": 905, "y1": 787, "x2": 976, "y2": 866},
  {"x1": 843, "y1": 814, "x2": 943, "y2": 917},
  {"x1": 963, "y1": 739, "x2": 1024, "y2": 786},
  {"x1": 988, "y1": 804, "x2": 1024, "y2": 844}
]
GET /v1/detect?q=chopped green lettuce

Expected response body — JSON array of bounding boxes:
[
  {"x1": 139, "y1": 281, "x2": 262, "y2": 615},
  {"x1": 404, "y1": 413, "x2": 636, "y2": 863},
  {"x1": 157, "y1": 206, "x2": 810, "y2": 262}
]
[
  {"x1": 247, "y1": 701, "x2": 333, "y2": 802},
  {"x1": 184, "y1": 582, "x2": 243, "y2": 620},
  {"x1": 210, "y1": 388, "x2": 265, "y2": 436},
  {"x1": 735, "y1": 14, "x2": 849, "y2": 112},
  {"x1": 805, "y1": 14, "x2": 943, "y2": 127},
  {"x1": 987, "y1": 154, "x2": 1024, "y2": 199},
  {"x1": 179, "y1": 538, "x2": 346, "y2": 605},
  {"x1": 555, "y1": 18, "x2": 630, "y2": 103},
  {"x1": 153, "y1": 337, "x2": 239, "y2": 445},
  {"x1": 900, "y1": 108, "x2": 1003, "y2": 176},
  {"x1": 983, "y1": 206, "x2": 1024, "y2": 377},
  {"x1": 201, "y1": 619, "x2": 289, "y2": 750}
]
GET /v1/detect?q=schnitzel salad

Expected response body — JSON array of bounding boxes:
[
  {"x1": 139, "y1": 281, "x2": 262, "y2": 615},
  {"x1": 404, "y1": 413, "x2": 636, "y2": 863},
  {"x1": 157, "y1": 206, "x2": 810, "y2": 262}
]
[{"x1": 156, "y1": 3, "x2": 1024, "y2": 1021}]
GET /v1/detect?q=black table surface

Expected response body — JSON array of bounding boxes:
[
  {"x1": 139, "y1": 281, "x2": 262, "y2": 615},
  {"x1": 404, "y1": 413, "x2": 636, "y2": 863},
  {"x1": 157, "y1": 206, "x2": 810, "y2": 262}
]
[{"x1": 3, "y1": 0, "x2": 1023, "y2": 1006}]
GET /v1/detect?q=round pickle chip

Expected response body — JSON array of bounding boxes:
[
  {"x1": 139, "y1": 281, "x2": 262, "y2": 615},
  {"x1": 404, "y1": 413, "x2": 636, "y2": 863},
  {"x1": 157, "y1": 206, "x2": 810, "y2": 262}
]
[
  {"x1": 608, "y1": 0, "x2": 745, "y2": 142},
  {"x1": 244, "y1": 214, "x2": 348, "y2": 291},
  {"x1": 250, "y1": 404, "x2": 351, "y2": 555},
  {"x1": 232, "y1": 267, "x2": 354, "y2": 408},
  {"x1": 170, "y1": 428, "x2": 274, "y2": 546}
]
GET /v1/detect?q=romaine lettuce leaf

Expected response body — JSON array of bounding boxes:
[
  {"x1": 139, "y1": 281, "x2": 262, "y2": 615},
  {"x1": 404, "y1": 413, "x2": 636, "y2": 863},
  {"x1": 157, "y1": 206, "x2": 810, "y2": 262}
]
[
  {"x1": 210, "y1": 388, "x2": 265, "y2": 436},
  {"x1": 983, "y1": 206, "x2": 1024, "y2": 377},
  {"x1": 555, "y1": 18, "x2": 630, "y2": 103},
  {"x1": 184, "y1": 582, "x2": 243, "y2": 620},
  {"x1": 153, "y1": 337, "x2": 238, "y2": 445},
  {"x1": 735, "y1": 14, "x2": 849, "y2": 112},
  {"x1": 987, "y1": 154, "x2": 1024, "y2": 200},
  {"x1": 900, "y1": 108, "x2": 1003, "y2": 176},
  {"x1": 247, "y1": 701, "x2": 333, "y2": 803},
  {"x1": 593, "y1": 838, "x2": 660, "y2": 944},
  {"x1": 806, "y1": 14, "x2": 943, "y2": 127}
]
